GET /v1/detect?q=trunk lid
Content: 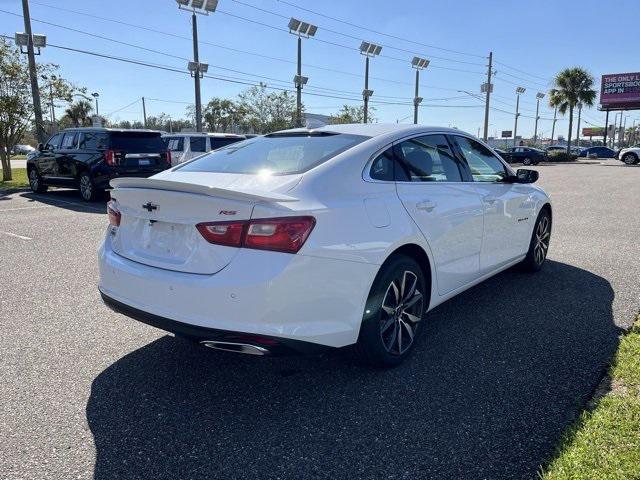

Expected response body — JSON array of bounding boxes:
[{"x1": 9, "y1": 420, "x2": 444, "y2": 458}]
[{"x1": 109, "y1": 173, "x2": 300, "y2": 274}]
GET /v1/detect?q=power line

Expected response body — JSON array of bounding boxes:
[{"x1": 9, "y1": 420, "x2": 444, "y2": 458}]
[{"x1": 274, "y1": 0, "x2": 486, "y2": 59}]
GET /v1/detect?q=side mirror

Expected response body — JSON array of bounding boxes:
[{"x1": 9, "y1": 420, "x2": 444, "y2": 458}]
[
  {"x1": 37, "y1": 143, "x2": 44, "y2": 152},
  {"x1": 515, "y1": 168, "x2": 539, "y2": 184}
]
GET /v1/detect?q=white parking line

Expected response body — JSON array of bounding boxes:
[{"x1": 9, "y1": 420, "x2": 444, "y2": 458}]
[
  {"x1": 0, "y1": 230, "x2": 32, "y2": 240},
  {"x1": 0, "y1": 205, "x2": 52, "y2": 212}
]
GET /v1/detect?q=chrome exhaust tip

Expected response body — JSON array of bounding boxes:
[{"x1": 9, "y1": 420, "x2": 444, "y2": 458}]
[{"x1": 200, "y1": 340, "x2": 269, "y2": 356}]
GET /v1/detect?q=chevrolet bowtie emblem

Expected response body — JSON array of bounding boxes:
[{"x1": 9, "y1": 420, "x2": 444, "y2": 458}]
[{"x1": 142, "y1": 202, "x2": 158, "y2": 212}]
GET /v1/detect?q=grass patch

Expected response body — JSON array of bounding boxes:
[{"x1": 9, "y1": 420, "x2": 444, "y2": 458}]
[
  {"x1": 0, "y1": 168, "x2": 29, "y2": 190},
  {"x1": 541, "y1": 317, "x2": 640, "y2": 480}
]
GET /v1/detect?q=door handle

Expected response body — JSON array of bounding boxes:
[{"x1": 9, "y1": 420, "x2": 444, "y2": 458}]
[{"x1": 416, "y1": 200, "x2": 437, "y2": 212}]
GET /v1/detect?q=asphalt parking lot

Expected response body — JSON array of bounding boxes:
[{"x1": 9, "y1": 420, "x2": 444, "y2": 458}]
[{"x1": 1, "y1": 159, "x2": 639, "y2": 480}]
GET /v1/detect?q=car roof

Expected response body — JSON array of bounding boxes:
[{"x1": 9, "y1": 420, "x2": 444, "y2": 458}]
[
  {"x1": 61, "y1": 127, "x2": 161, "y2": 134},
  {"x1": 161, "y1": 132, "x2": 245, "y2": 138},
  {"x1": 276, "y1": 123, "x2": 464, "y2": 138}
]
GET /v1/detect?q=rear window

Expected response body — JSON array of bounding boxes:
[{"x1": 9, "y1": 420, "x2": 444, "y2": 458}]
[
  {"x1": 110, "y1": 132, "x2": 165, "y2": 152},
  {"x1": 190, "y1": 136, "x2": 207, "y2": 153},
  {"x1": 177, "y1": 133, "x2": 368, "y2": 175},
  {"x1": 210, "y1": 137, "x2": 244, "y2": 150},
  {"x1": 164, "y1": 137, "x2": 184, "y2": 152}
]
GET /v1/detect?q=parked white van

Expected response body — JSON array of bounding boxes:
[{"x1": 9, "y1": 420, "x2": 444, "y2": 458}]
[{"x1": 162, "y1": 133, "x2": 246, "y2": 165}]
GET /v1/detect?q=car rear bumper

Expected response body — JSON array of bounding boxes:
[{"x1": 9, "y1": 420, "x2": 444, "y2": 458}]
[{"x1": 98, "y1": 233, "x2": 378, "y2": 349}]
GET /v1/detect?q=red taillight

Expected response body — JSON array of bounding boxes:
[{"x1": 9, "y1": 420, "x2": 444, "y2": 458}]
[
  {"x1": 196, "y1": 221, "x2": 244, "y2": 248},
  {"x1": 165, "y1": 150, "x2": 172, "y2": 166},
  {"x1": 107, "y1": 200, "x2": 121, "y2": 226},
  {"x1": 196, "y1": 216, "x2": 315, "y2": 254},
  {"x1": 104, "y1": 149, "x2": 116, "y2": 166}
]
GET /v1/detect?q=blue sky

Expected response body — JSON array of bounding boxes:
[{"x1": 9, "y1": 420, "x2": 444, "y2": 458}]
[{"x1": 2, "y1": 0, "x2": 639, "y2": 137}]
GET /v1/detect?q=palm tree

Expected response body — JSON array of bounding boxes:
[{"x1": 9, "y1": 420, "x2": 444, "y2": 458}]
[
  {"x1": 64, "y1": 100, "x2": 93, "y2": 127},
  {"x1": 549, "y1": 68, "x2": 596, "y2": 155}
]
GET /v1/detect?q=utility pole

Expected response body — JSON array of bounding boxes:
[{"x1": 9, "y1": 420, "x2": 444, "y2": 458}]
[
  {"x1": 21, "y1": 0, "x2": 46, "y2": 144},
  {"x1": 603, "y1": 109, "x2": 609, "y2": 147},
  {"x1": 533, "y1": 92, "x2": 545, "y2": 144},
  {"x1": 622, "y1": 114, "x2": 628, "y2": 147},
  {"x1": 513, "y1": 87, "x2": 525, "y2": 147},
  {"x1": 550, "y1": 106, "x2": 557, "y2": 144},
  {"x1": 142, "y1": 96, "x2": 147, "y2": 128},
  {"x1": 618, "y1": 111, "x2": 624, "y2": 149},
  {"x1": 575, "y1": 103, "x2": 582, "y2": 150},
  {"x1": 191, "y1": 12, "x2": 202, "y2": 132},
  {"x1": 482, "y1": 51, "x2": 493, "y2": 142}
]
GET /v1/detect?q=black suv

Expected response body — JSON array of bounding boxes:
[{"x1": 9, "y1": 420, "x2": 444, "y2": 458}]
[{"x1": 27, "y1": 128, "x2": 171, "y2": 201}]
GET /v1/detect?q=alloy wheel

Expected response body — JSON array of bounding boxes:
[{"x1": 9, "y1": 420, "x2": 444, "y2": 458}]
[
  {"x1": 80, "y1": 175, "x2": 92, "y2": 200},
  {"x1": 623, "y1": 153, "x2": 637, "y2": 165},
  {"x1": 379, "y1": 270, "x2": 424, "y2": 355},
  {"x1": 534, "y1": 215, "x2": 550, "y2": 265},
  {"x1": 523, "y1": 157, "x2": 532, "y2": 165}
]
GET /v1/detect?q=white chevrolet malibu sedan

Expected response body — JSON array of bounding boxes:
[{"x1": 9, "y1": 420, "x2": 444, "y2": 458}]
[{"x1": 99, "y1": 124, "x2": 552, "y2": 366}]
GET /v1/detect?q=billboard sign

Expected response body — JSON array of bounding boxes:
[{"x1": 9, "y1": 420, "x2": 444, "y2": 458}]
[
  {"x1": 582, "y1": 127, "x2": 605, "y2": 137},
  {"x1": 600, "y1": 73, "x2": 640, "y2": 110},
  {"x1": 501, "y1": 130, "x2": 512, "y2": 138}
]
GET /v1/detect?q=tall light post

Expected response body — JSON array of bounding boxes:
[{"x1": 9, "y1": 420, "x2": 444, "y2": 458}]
[
  {"x1": 411, "y1": 56, "x2": 429, "y2": 124},
  {"x1": 533, "y1": 92, "x2": 545, "y2": 144},
  {"x1": 17, "y1": 0, "x2": 47, "y2": 144},
  {"x1": 360, "y1": 41, "x2": 382, "y2": 124},
  {"x1": 91, "y1": 92, "x2": 100, "y2": 116},
  {"x1": 513, "y1": 87, "x2": 526, "y2": 147},
  {"x1": 176, "y1": 0, "x2": 217, "y2": 132},
  {"x1": 550, "y1": 106, "x2": 558, "y2": 145},
  {"x1": 288, "y1": 18, "x2": 317, "y2": 128}
]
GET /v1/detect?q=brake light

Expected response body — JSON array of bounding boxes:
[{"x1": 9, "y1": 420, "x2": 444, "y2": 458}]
[
  {"x1": 165, "y1": 150, "x2": 172, "y2": 166},
  {"x1": 104, "y1": 149, "x2": 116, "y2": 166},
  {"x1": 196, "y1": 216, "x2": 315, "y2": 254},
  {"x1": 107, "y1": 200, "x2": 121, "y2": 226}
]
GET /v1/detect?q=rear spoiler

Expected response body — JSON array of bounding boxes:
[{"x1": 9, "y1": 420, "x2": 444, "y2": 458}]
[{"x1": 110, "y1": 177, "x2": 298, "y2": 203}]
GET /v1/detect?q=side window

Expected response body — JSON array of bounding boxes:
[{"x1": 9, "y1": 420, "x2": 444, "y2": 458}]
[
  {"x1": 190, "y1": 136, "x2": 207, "y2": 153},
  {"x1": 369, "y1": 147, "x2": 395, "y2": 181},
  {"x1": 78, "y1": 132, "x2": 108, "y2": 150},
  {"x1": 453, "y1": 136, "x2": 508, "y2": 182},
  {"x1": 60, "y1": 132, "x2": 77, "y2": 149},
  {"x1": 396, "y1": 134, "x2": 462, "y2": 182},
  {"x1": 166, "y1": 137, "x2": 184, "y2": 152}
]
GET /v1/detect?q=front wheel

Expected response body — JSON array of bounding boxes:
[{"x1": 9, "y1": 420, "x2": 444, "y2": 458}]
[
  {"x1": 623, "y1": 153, "x2": 639, "y2": 165},
  {"x1": 354, "y1": 255, "x2": 427, "y2": 367},
  {"x1": 521, "y1": 210, "x2": 551, "y2": 272},
  {"x1": 523, "y1": 157, "x2": 532, "y2": 166},
  {"x1": 28, "y1": 168, "x2": 47, "y2": 193}
]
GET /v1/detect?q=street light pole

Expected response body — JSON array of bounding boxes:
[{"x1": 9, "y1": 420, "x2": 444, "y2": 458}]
[
  {"x1": 513, "y1": 87, "x2": 525, "y2": 147},
  {"x1": 360, "y1": 41, "x2": 381, "y2": 124},
  {"x1": 288, "y1": 18, "x2": 316, "y2": 128},
  {"x1": 191, "y1": 12, "x2": 203, "y2": 132},
  {"x1": 411, "y1": 56, "x2": 428, "y2": 124},
  {"x1": 92, "y1": 92, "x2": 100, "y2": 116},
  {"x1": 142, "y1": 96, "x2": 147, "y2": 128},
  {"x1": 21, "y1": 0, "x2": 46, "y2": 144}
]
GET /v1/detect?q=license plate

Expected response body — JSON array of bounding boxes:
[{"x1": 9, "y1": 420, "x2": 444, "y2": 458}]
[{"x1": 139, "y1": 159, "x2": 151, "y2": 166}]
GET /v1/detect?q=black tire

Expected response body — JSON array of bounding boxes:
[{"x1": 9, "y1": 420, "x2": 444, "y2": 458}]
[
  {"x1": 521, "y1": 209, "x2": 551, "y2": 272},
  {"x1": 78, "y1": 172, "x2": 101, "y2": 201},
  {"x1": 354, "y1": 255, "x2": 427, "y2": 367},
  {"x1": 622, "y1": 153, "x2": 639, "y2": 165},
  {"x1": 523, "y1": 157, "x2": 532, "y2": 166},
  {"x1": 28, "y1": 167, "x2": 47, "y2": 193}
]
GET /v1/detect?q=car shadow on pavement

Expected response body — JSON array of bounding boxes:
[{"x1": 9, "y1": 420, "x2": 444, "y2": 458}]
[
  {"x1": 20, "y1": 189, "x2": 108, "y2": 213},
  {"x1": 86, "y1": 260, "x2": 620, "y2": 480}
]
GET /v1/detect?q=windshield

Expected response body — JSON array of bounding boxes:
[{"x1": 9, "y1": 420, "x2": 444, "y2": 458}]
[{"x1": 176, "y1": 132, "x2": 368, "y2": 175}]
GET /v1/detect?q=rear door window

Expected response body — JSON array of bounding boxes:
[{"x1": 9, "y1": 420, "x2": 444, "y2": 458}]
[
  {"x1": 109, "y1": 132, "x2": 165, "y2": 153},
  {"x1": 178, "y1": 132, "x2": 368, "y2": 175},
  {"x1": 60, "y1": 132, "x2": 78, "y2": 149},
  {"x1": 190, "y1": 136, "x2": 207, "y2": 153},
  {"x1": 395, "y1": 135, "x2": 463, "y2": 182}
]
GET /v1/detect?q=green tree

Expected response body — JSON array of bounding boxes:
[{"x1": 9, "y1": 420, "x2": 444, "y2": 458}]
[
  {"x1": 328, "y1": 104, "x2": 374, "y2": 124},
  {"x1": 237, "y1": 84, "x2": 297, "y2": 134},
  {"x1": 62, "y1": 100, "x2": 94, "y2": 128},
  {"x1": 203, "y1": 98, "x2": 240, "y2": 132},
  {"x1": 549, "y1": 68, "x2": 596, "y2": 154}
]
